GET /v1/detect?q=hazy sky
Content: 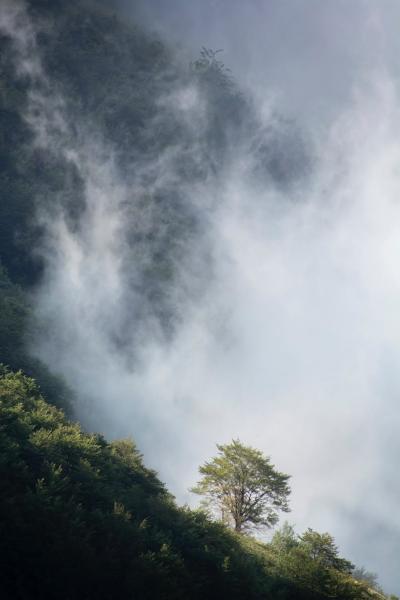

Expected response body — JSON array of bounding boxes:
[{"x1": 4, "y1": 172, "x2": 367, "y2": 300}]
[{"x1": 5, "y1": 0, "x2": 400, "y2": 594}]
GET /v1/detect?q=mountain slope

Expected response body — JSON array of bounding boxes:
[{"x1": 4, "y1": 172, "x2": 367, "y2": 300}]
[{"x1": 0, "y1": 368, "x2": 378, "y2": 600}]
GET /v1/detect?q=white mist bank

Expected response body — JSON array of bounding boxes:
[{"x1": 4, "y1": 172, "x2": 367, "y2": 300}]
[{"x1": 3, "y1": 0, "x2": 400, "y2": 593}]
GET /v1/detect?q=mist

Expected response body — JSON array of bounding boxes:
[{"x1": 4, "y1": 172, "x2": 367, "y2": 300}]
[{"x1": 3, "y1": 0, "x2": 400, "y2": 593}]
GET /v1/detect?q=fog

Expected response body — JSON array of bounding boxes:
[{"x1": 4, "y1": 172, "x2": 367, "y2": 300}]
[{"x1": 3, "y1": 0, "x2": 400, "y2": 593}]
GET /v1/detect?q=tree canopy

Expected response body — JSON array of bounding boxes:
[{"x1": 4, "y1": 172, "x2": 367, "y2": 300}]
[{"x1": 191, "y1": 439, "x2": 291, "y2": 533}]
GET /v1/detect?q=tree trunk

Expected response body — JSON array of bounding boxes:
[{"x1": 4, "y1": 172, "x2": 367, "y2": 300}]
[{"x1": 234, "y1": 519, "x2": 242, "y2": 533}]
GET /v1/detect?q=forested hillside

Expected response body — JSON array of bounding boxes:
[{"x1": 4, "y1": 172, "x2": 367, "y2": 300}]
[
  {"x1": 0, "y1": 0, "x2": 396, "y2": 598},
  {"x1": 0, "y1": 368, "x2": 386, "y2": 599}
]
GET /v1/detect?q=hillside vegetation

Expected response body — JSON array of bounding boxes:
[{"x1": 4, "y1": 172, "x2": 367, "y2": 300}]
[{"x1": 0, "y1": 368, "x2": 385, "y2": 599}]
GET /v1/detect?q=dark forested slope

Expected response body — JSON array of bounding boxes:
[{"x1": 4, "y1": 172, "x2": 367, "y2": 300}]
[{"x1": 0, "y1": 368, "x2": 382, "y2": 600}]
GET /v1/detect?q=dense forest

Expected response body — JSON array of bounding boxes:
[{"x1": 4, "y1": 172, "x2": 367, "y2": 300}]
[{"x1": 0, "y1": 0, "x2": 397, "y2": 598}]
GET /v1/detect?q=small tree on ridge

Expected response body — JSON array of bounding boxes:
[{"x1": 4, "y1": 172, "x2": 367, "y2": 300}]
[{"x1": 191, "y1": 439, "x2": 291, "y2": 533}]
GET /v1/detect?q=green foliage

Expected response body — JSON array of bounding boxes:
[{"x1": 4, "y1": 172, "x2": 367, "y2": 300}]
[
  {"x1": 267, "y1": 524, "x2": 385, "y2": 600},
  {"x1": 299, "y1": 529, "x2": 354, "y2": 574},
  {"x1": 0, "y1": 368, "x2": 383, "y2": 600},
  {"x1": 0, "y1": 370, "x2": 286, "y2": 598},
  {"x1": 191, "y1": 439, "x2": 291, "y2": 532},
  {"x1": 270, "y1": 521, "x2": 298, "y2": 555}
]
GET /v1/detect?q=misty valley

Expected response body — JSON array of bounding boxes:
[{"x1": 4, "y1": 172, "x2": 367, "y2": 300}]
[{"x1": 0, "y1": 0, "x2": 399, "y2": 599}]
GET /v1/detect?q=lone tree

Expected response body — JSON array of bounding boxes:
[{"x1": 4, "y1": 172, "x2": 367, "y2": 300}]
[{"x1": 191, "y1": 439, "x2": 290, "y2": 533}]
